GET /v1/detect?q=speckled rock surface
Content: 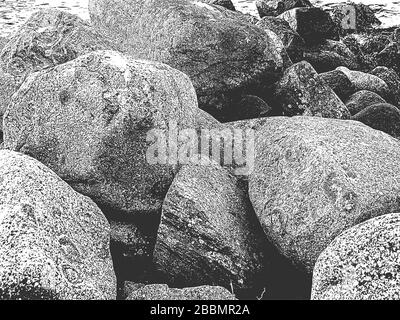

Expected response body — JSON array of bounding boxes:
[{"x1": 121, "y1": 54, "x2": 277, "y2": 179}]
[
  {"x1": 352, "y1": 103, "x2": 400, "y2": 139},
  {"x1": 312, "y1": 213, "x2": 400, "y2": 300},
  {"x1": 370, "y1": 66, "x2": 400, "y2": 107},
  {"x1": 153, "y1": 162, "x2": 266, "y2": 292},
  {"x1": 0, "y1": 150, "x2": 116, "y2": 300},
  {"x1": 303, "y1": 40, "x2": 359, "y2": 73},
  {"x1": 89, "y1": 0, "x2": 287, "y2": 120},
  {"x1": 337, "y1": 67, "x2": 391, "y2": 101},
  {"x1": 126, "y1": 283, "x2": 237, "y2": 300},
  {"x1": 319, "y1": 69, "x2": 356, "y2": 100},
  {"x1": 274, "y1": 61, "x2": 350, "y2": 118},
  {"x1": 256, "y1": 16, "x2": 305, "y2": 63},
  {"x1": 345, "y1": 90, "x2": 387, "y2": 115},
  {"x1": 3, "y1": 50, "x2": 198, "y2": 217},
  {"x1": 0, "y1": 9, "x2": 116, "y2": 118},
  {"x1": 249, "y1": 116, "x2": 400, "y2": 273},
  {"x1": 278, "y1": 7, "x2": 337, "y2": 44},
  {"x1": 228, "y1": 95, "x2": 272, "y2": 122}
]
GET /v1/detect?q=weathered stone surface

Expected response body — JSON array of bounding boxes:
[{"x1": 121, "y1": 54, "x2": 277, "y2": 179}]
[
  {"x1": 228, "y1": 95, "x2": 272, "y2": 122},
  {"x1": 89, "y1": 0, "x2": 287, "y2": 120},
  {"x1": 126, "y1": 283, "x2": 236, "y2": 300},
  {"x1": 303, "y1": 40, "x2": 359, "y2": 72},
  {"x1": 0, "y1": 150, "x2": 116, "y2": 300},
  {"x1": 274, "y1": 61, "x2": 350, "y2": 119},
  {"x1": 319, "y1": 69, "x2": 356, "y2": 100},
  {"x1": 352, "y1": 103, "x2": 400, "y2": 139},
  {"x1": 249, "y1": 116, "x2": 400, "y2": 272},
  {"x1": 200, "y1": 0, "x2": 235, "y2": 11},
  {"x1": 0, "y1": 37, "x2": 8, "y2": 52},
  {"x1": 345, "y1": 90, "x2": 387, "y2": 115},
  {"x1": 256, "y1": 16, "x2": 305, "y2": 62},
  {"x1": 153, "y1": 162, "x2": 266, "y2": 292},
  {"x1": 312, "y1": 213, "x2": 400, "y2": 300},
  {"x1": 3, "y1": 50, "x2": 198, "y2": 217},
  {"x1": 330, "y1": 2, "x2": 381, "y2": 35},
  {"x1": 337, "y1": 67, "x2": 391, "y2": 101},
  {"x1": 370, "y1": 66, "x2": 400, "y2": 107},
  {"x1": 256, "y1": 0, "x2": 312, "y2": 18},
  {"x1": 0, "y1": 9, "x2": 116, "y2": 122},
  {"x1": 278, "y1": 7, "x2": 337, "y2": 44}
]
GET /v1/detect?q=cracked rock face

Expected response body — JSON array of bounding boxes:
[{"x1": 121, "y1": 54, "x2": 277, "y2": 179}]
[
  {"x1": 249, "y1": 116, "x2": 400, "y2": 273},
  {"x1": 312, "y1": 213, "x2": 400, "y2": 300},
  {"x1": 0, "y1": 9, "x2": 116, "y2": 119},
  {"x1": 153, "y1": 162, "x2": 266, "y2": 292},
  {"x1": 88, "y1": 0, "x2": 287, "y2": 120},
  {"x1": 0, "y1": 150, "x2": 116, "y2": 300},
  {"x1": 3, "y1": 50, "x2": 198, "y2": 217}
]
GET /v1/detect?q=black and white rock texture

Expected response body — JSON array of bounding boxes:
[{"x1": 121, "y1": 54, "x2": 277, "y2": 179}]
[{"x1": 0, "y1": 150, "x2": 116, "y2": 300}]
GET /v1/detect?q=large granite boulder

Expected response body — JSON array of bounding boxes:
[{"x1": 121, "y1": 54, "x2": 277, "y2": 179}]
[
  {"x1": 3, "y1": 50, "x2": 198, "y2": 218},
  {"x1": 303, "y1": 40, "x2": 359, "y2": 73},
  {"x1": 345, "y1": 90, "x2": 387, "y2": 115},
  {"x1": 319, "y1": 69, "x2": 356, "y2": 100},
  {"x1": 249, "y1": 116, "x2": 400, "y2": 272},
  {"x1": 330, "y1": 2, "x2": 381, "y2": 35},
  {"x1": 312, "y1": 213, "x2": 400, "y2": 300},
  {"x1": 153, "y1": 162, "x2": 267, "y2": 293},
  {"x1": 256, "y1": 16, "x2": 305, "y2": 62},
  {"x1": 337, "y1": 67, "x2": 391, "y2": 102},
  {"x1": 370, "y1": 66, "x2": 400, "y2": 107},
  {"x1": 0, "y1": 9, "x2": 116, "y2": 120},
  {"x1": 274, "y1": 61, "x2": 350, "y2": 119},
  {"x1": 88, "y1": 0, "x2": 287, "y2": 120},
  {"x1": 0, "y1": 150, "x2": 116, "y2": 300},
  {"x1": 352, "y1": 103, "x2": 400, "y2": 139},
  {"x1": 278, "y1": 7, "x2": 337, "y2": 44}
]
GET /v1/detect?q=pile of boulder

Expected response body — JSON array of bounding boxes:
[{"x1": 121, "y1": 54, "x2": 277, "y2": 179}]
[{"x1": 0, "y1": 0, "x2": 400, "y2": 300}]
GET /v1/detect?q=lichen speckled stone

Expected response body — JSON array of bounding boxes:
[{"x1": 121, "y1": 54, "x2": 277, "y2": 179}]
[
  {"x1": 345, "y1": 90, "x2": 387, "y2": 116},
  {"x1": 274, "y1": 61, "x2": 350, "y2": 119},
  {"x1": 0, "y1": 150, "x2": 116, "y2": 300},
  {"x1": 0, "y1": 9, "x2": 116, "y2": 119},
  {"x1": 88, "y1": 0, "x2": 287, "y2": 119},
  {"x1": 153, "y1": 162, "x2": 266, "y2": 292},
  {"x1": 3, "y1": 50, "x2": 198, "y2": 217},
  {"x1": 125, "y1": 283, "x2": 237, "y2": 300},
  {"x1": 249, "y1": 116, "x2": 400, "y2": 273},
  {"x1": 337, "y1": 67, "x2": 391, "y2": 102},
  {"x1": 312, "y1": 213, "x2": 400, "y2": 300}
]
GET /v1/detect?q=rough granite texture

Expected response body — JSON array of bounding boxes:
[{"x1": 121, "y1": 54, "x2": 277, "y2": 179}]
[
  {"x1": 88, "y1": 0, "x2": 287, "y2": 119},
  {"x1": 319, "y1": 69, "x2": 356, "y2": 100},
  {"x1": 3, "y1": 50, "x2": 198, "y2": 217},
  {"x1": 303, "y1": 40, "x2": 359, "y2": 73},
  {"x1": 126, "y1": 283, "x2": 237, "y2": 300},
  {"x1": 0, "y1": 150, "x2": 116, "y2": 300},
  {"x1": 278, "y1": 7, "x2": 337, "y2": 44},
  {"x1": 256, "y1": 16, "x2": 305, "y2": 63},
  {"x1": 337, "y1": 66, "x2": 391, "y2": 102},
  {"x1": 249, "y1": 116, "x2": 400, "y2": 273},
  {"x1": 153, "y1": 162, "x2": 266, "y2": 292},
  {"x1": 312, "y1": 213, "x2": 400, "y2": 300},
  {"x1": 351, "y1": 103, "x2": 400, "y2": 139},
  {"x1": 0, "y1": 9, "x2": 116, "y2": 118},
  {"x1": 345, "y1": 90, "x2": 387, "y2": 115},
  {"x1": 370, "y1": 66, "x2": 400, "y2": 107},
  {"x1": 274, "y1": 61, "x2": 350, "y2": 119}
]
